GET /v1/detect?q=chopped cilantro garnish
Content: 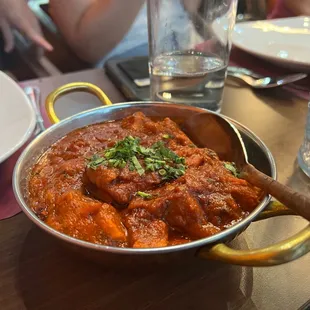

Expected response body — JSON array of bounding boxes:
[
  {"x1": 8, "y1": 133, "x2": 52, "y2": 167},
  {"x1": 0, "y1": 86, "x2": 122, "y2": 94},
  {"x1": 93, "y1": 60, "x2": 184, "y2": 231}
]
[
  {"x1": 162, "y1": 134, "x2": 172, "y2": 139},
  {"x1": 87, "y1": 154, "x2": 106, "y2": 170},
  {"x1": 87, "y1": 136, "x2": 187, "y2": 181},
  {"x1": 158, "y1": 169, "x2": 167, "y2": 176},
  {"x1": 136, "y1": 191, "x2": 153, "y2": 199},
  {"x1": 131, "y1": 155, "x2": 145, "y2": 176},
  {"x1": 224, "y1": 162, "x2": 239, "y2": 178}
]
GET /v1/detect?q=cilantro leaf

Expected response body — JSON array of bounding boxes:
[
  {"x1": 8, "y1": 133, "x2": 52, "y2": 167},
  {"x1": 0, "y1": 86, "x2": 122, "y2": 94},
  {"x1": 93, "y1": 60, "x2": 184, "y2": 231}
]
[
  {"x1": 224, "y1": 162, "x2": 239, "y2": 178},
  {"x1": 87, "y1": 136, "x2": 187, "y2": 181},
  {"x1": 136, "y1": 191, "x2": 153, "y2": 199}
]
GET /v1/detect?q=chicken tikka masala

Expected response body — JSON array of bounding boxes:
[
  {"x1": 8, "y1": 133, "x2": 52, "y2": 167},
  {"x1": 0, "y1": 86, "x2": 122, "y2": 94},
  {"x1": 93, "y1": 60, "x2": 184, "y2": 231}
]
[{"x1": 29, "y1": 112, "x2": 262, "y2": 248}]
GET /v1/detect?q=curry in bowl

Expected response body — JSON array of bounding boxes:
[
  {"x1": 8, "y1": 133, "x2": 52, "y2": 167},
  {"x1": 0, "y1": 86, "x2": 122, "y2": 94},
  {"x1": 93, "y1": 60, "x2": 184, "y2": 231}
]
[{"x1": 29, "y1": 112, "x2": 262, "y2": 248}]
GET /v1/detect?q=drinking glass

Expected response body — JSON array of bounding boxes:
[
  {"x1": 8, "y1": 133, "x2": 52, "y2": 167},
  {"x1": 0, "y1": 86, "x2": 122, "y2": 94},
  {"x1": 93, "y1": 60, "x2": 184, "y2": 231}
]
[
  {"x1": 298, "y1": 102, "x2": 310, "y2": 178},
  {"x1": 147, "y1": 0, "x2": 238, "y2": 112}
]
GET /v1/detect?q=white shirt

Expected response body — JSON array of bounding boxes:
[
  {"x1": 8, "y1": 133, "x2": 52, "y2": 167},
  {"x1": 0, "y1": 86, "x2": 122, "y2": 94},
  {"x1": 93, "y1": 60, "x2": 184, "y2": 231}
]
[
  {"x1": 97, "y1": 1, "x2": 201, "y2": 67},
  {"x1": 97, "y1": 4, "x2": 148, "y2": 66}
]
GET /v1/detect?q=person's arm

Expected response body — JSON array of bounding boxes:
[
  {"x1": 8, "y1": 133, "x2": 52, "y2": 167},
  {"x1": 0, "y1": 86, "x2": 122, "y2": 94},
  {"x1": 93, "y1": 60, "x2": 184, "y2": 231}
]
[
  {"x1": 283, "y1": 0, "x2": 310, "y2": 16},
  {"x1": 49, "y1": 0, "x2": 145, "y2": 63},
  {"x1": 0, "y1": 0, "x2": 52, "y2": 53}
]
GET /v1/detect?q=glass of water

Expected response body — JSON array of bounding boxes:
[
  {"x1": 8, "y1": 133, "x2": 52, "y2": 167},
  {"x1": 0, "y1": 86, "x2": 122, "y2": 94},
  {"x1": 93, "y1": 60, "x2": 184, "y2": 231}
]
[
  {"x1": 298, "y1": 102, "x2": 310, "y2": 178},
  {"x1": 147, "y1": 0, "x2": 238, "y2": 112}
]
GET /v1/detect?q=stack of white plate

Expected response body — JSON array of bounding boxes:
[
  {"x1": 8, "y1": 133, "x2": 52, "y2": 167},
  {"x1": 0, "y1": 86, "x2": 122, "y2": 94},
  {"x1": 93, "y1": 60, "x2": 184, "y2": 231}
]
[
  {"x1": 232, "y1": 16, "x2": 310, "y2": 71},
  {"x1": 0, "y1": 71, "x2": 35, "y2": 163}
]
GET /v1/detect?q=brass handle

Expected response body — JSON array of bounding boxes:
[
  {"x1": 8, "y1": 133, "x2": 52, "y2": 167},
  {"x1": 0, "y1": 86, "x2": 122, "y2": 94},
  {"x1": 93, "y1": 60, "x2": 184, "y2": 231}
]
[
  {"x1": 197, "y1": 201, "x2": 310, "y2": 266},
  {"x1": 45, "y1": 82, "x2": 112, "y2": 124},
  {"x1": 254, "y1": 200, "x2": 296, "y2": 221}
]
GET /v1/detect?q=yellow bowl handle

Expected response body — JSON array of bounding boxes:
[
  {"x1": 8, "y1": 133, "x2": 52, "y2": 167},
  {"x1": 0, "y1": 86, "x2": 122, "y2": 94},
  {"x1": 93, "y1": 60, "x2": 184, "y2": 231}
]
[
  {"x1": 45, "y1": 82, "x2": 112, "y2": 124},
  {"x1": 197, "y1": 201, "x2": 310, "y2": 266}
]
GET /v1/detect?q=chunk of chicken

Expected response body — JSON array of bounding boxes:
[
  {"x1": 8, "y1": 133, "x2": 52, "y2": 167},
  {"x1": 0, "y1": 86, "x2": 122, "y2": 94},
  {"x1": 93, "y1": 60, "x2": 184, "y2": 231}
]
[
  {"x1": 47, "y1": 190, "x2": 127, "y2": 246},
  {"x1": 164, "y1": 188, "x2": 220, "y2": 238},
  {"x1": 123, "y1": 208, "x2": 168, "y2": 248},
  {"x1": 201, "y1": 193, "x2": 245, "y2": 227},
  {"x1": 94, "y1": 204, "x2": 127, "y2": 242},
  {"x1": 85, "y1": 165, "x2": 161, "y2": 206},
  {"x1": 129, "y1": 185, "x2": 220, "y2": 239}
]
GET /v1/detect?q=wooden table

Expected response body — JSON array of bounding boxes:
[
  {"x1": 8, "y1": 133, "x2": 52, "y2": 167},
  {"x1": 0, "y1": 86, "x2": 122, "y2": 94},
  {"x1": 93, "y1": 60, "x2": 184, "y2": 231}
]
[{"x1": 1, "y1": 69, "x2": 309, "y2": 310}]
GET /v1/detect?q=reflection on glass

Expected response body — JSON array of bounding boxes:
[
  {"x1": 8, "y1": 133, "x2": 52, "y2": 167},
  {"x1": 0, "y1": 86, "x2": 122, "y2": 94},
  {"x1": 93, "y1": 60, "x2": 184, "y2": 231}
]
[{"x1": 298, "y1": 102, "x2": 310, "y2": 178}]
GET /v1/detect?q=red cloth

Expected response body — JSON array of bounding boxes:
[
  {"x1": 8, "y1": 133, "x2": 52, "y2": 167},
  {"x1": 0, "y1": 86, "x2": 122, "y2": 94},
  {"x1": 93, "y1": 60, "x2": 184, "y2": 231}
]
[{"x1": 0, "y1": 148, "x2": 25, "y2": 220}]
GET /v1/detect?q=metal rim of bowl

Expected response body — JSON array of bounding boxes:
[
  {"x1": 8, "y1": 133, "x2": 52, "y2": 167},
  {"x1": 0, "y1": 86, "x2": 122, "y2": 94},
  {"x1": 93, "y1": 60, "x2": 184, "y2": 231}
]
[{"x1": 13, "y1": 102, "x2": 276, "y2": 255}]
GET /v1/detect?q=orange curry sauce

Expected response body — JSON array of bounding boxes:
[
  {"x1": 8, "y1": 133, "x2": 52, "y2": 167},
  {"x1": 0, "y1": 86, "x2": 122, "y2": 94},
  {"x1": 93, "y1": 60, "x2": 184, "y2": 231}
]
[{"x1": 28, "y1": 112, "x2": 262, "y2": 248}]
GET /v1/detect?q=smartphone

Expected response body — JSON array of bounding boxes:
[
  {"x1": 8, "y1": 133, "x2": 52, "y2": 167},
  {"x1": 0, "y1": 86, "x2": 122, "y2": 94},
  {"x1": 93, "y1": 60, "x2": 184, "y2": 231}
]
[{"x1": 105, "y1": 56, "x2": 150, "y2": 101}]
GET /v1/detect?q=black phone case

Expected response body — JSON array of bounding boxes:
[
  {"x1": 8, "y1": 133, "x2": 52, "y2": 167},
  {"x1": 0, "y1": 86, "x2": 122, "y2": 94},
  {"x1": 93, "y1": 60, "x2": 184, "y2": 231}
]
[{"x1": 105, "y1": 56, "x2": 150, "y2": 101}]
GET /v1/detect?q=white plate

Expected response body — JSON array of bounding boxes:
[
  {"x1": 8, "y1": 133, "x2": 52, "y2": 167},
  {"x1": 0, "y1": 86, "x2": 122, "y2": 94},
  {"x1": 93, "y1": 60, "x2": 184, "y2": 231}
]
[
  {"x1": 0, "y1": 71, "x2": 36, "y2": 163},
  {"x1": 232, "y1": 17, "x2": 310, "y2": 71}
]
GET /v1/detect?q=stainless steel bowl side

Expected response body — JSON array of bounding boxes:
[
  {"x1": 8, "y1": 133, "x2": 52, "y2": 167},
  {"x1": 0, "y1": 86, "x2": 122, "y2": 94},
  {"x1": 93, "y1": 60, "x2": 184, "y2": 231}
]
[{"x1": 13, "y1": 102, "x2": 276, "y2": 255}]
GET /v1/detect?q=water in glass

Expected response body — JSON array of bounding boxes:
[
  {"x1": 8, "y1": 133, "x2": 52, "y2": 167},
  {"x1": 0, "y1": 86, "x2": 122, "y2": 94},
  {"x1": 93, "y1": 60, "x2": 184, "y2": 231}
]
[{"x1": 150, "y1": 51, "x2": 227, "y2": 112}]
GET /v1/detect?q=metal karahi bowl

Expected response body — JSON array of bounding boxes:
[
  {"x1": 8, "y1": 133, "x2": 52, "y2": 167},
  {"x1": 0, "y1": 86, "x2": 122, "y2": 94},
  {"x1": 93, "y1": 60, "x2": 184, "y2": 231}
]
[{"x1": 13, "y1": 83, "x2": 310, "y2": 267}]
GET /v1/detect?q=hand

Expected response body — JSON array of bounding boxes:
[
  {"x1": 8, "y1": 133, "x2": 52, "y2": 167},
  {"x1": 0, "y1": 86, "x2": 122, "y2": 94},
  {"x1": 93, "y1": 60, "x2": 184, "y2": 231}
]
[
  {"x1": 284, "y1": 0, "x2": 310, "y2": 16},
  {"x1": 0, "y1": 0, "x2": 53, "y2": 53}
]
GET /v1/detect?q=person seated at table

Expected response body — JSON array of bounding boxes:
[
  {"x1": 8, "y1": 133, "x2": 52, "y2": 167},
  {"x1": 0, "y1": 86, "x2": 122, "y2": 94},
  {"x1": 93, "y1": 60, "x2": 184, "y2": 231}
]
[
  {"x1": 49, "y1": 0, "x2": 147, "y2": 66},
  {"x1": 48, "y1": 0, "x2": 208, "y2": 66},
  {"x1": 0, "y1": 0, "x2": 308, "y2": 62},
  {"x1": 268, "y1": 0, "x2": 310, "y2": 18},
  {"x1": 49, "y1": 0, "x2": 309, "y2": 67}
]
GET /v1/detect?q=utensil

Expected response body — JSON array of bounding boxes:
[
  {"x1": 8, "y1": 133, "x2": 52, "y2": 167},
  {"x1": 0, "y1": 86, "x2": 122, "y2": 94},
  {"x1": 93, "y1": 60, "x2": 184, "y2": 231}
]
[
  {"x1": 0, "y1": 71, "x2": 36, "y2": 164},
  {"x1": 24, "y1": 86, "x2": 46, "y2": 135},
  {"x1": 184, "y1": 112, "x2": 310, "y2": 221},
  {"x1": 228, "y1": 66, "x2": 264, "y2": 79},
  {"x1": 13, "y1": 82, "x2": 310, "y2": 267},
  {"x1": 228, "y1": 66, "x2": 308, "y2": 81},
  {"x1": 232, "y1": 17, "x2": 310, "y2": 71},
  {"x1": 227, "y1": 68, "x2": 307, "y2": 89}
]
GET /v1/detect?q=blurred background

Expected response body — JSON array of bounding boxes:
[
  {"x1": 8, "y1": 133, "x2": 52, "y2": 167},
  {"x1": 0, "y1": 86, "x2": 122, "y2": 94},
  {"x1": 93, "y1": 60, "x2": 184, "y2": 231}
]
[{"x1": 0, "y1": 0, "x2": 275, "y2": 81}]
